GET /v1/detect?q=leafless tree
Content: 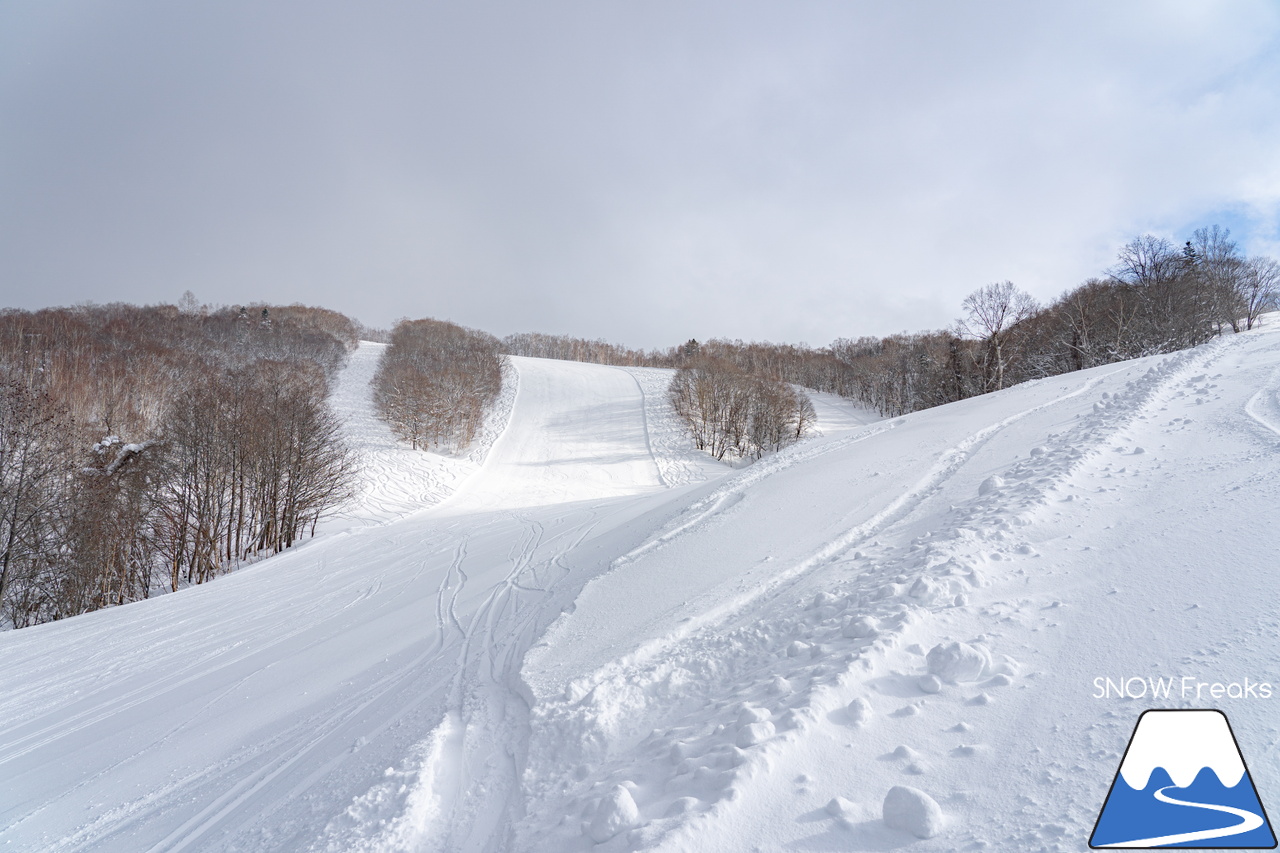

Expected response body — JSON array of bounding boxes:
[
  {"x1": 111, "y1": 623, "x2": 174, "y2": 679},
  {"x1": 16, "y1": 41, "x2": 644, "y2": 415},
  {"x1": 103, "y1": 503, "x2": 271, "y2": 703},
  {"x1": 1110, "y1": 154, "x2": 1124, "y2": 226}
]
[
  {"x1": 0, "y1": 382, "x2": 74, "y2": 627},
  {"x1": 957, "y1": 281, "x2": 1039, "y2": 392},
  {"x1": 1241, "y1": 257, "x2": 1280, "y2": 330},
  {"x1": 669, "y1": 358, "x2": 814, "y2": 461},
  {"x1": 0, "y1": 301, "x2": 360, "y2": 628},
  {"x1": 375, "y1": 319, "x2": 505, "y2": 453}
]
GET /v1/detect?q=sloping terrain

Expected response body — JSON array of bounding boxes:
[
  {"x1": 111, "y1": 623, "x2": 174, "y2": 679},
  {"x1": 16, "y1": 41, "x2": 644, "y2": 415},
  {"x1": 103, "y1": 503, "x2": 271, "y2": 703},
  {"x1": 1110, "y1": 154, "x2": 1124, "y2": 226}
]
[
  {"x1": 0, "y1": 355, "x2": 729, "y2": 852},
  {"x1": 1, "y1": 320, "x2": 1278, "y2": 853},
  {"x1": 518, "y1": 318, "x2": 1280, "y2": 852}
]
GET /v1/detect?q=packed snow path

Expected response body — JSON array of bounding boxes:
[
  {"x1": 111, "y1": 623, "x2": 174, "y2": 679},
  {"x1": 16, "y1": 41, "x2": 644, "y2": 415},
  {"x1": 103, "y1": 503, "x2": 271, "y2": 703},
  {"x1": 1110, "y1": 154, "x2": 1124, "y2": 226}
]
[{"x1": 0, "y1": 355, "x2": 730, "y2": 853}]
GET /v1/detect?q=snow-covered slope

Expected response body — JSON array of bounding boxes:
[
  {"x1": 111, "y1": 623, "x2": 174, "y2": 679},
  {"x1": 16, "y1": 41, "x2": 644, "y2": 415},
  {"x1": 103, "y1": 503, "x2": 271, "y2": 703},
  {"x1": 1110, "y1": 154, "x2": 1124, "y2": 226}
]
[
  {"x1": 1, "y1": 321, "x2": 1278, "y2": 853},
  {"x1": 320, "y1": 342, "x2": 517, "y2": 529},
  {"x1": 515, "y1": 319, "x2": 1280, "y2": 852},
  {"x1": 0, "y1": 355, "x2": 718, "y2": 853}
]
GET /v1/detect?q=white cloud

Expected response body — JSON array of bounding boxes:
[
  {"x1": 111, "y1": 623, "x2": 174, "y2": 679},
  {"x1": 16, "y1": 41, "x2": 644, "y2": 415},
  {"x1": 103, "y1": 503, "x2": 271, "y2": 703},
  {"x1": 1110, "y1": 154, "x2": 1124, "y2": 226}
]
[{"x1": 2, "y1": 0, "x2": 1279, "y2": 347}]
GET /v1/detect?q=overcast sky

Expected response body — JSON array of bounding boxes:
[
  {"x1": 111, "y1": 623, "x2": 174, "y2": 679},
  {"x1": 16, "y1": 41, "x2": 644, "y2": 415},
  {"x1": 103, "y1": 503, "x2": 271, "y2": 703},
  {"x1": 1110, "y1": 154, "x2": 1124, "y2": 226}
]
[{"x1": 2, "y1": 1, "x2": 1279, "y2": 349}]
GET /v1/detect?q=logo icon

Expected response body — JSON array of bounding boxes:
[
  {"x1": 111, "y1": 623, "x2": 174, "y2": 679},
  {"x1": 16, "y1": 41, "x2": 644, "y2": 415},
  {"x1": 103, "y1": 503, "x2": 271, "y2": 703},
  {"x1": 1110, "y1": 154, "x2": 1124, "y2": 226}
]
[{"x1": 1091, "y1": 709, "x2": 1276, "y2": 848}]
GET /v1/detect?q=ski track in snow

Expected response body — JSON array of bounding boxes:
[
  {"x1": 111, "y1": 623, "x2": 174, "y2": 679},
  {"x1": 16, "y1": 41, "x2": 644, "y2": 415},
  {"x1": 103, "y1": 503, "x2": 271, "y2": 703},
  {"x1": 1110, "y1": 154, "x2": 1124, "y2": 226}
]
[
  {"x1": 515, "y1": 324, "x2": 1280, "y2": 852},
  {"x1": 0, "y1": 353, "x2": 699, "y2": 853},
  {"x1": 4, "y1": 319, "x2": 1280, "y2": 853},
  {"x1": 1244, "y1": 364, "x2": 1280, "y2": 440},
  {"x1": 321, "y1": 342, "x2": 518, "y2": 530}
]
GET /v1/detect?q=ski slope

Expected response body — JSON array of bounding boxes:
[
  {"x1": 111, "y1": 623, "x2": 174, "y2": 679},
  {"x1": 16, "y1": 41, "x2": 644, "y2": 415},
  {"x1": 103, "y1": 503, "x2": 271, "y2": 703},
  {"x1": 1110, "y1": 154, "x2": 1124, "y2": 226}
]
[
  {"x1": 1, "y1": 320, "x2": 1279, "y2": 852},
  {"x1": 0, "y1": 354, "x2": 729, "y2": 853}
]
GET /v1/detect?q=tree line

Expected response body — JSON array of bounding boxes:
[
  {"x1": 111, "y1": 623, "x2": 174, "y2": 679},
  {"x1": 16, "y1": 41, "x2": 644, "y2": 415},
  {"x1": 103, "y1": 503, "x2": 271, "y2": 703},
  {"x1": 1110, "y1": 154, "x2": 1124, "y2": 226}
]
[
  {"x1": 373, "y1": 318, "x2": 505, "y2": 453},
  {"x1": 830, "y1": 227, "x2": 1278, "y2": 416},
  {"x1": 0, "y1": 301, "x2": 358, "y2": 628},
  {"x1": 503, "y1": 225, "x2": 1278, "y2": 437},
  {"x1": 501, "y1": 331, "x2": 674, "y2": 367}
]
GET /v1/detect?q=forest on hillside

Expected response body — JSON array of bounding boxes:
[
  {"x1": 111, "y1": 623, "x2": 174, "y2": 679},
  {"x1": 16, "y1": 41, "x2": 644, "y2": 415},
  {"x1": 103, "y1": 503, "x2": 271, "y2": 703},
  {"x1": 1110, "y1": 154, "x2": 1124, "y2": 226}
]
[
  {"x1": 3, "y1": 227, "x2": 1274, "y2": 627},
  {"x1": 506, "y1": 228, "x2": 1279, "y2": 443},
  {"x1": 372, "y1": 318, "x2": 506, "y2": 454},
  {"x1": 0, "y1": 302, "x2": 358, "y2": 628}
]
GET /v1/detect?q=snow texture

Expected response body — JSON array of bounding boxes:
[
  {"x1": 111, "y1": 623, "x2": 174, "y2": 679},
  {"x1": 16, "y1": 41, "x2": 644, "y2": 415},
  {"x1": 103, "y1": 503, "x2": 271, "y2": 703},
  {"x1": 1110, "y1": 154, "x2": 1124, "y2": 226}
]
[
  {"x1": 883, "y1": 784, "x2": 944, "y2": 838},
  {"x1": 1, "y1": 314, "x2": 1278, "y2": 852},
  {"x1": 925, "y1": 640, "x2": 991, "y2": 683},
  {"x1": 588, "y1": 785, "x2": 641, "y2": 843}
]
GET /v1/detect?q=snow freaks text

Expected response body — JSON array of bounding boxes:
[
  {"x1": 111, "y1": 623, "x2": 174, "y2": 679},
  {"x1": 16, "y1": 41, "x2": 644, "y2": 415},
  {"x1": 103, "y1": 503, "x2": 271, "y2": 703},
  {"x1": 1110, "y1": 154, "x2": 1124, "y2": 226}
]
[{"x1": 1093, "y1": 676, "x2": 1274, "y2": 700}]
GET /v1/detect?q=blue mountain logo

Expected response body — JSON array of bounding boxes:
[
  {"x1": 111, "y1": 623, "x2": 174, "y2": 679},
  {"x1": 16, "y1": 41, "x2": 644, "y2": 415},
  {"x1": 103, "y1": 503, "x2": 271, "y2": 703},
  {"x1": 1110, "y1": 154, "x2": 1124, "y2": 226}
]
[{"x1": 1091, "y1": 709, "x2": 1276, "y2": 848}]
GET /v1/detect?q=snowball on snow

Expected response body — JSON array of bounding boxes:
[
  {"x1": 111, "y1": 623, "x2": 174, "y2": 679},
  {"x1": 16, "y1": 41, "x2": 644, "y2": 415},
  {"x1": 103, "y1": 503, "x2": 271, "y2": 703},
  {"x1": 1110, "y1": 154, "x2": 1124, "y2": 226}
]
[
  {"x1": 925, "y1": 641, "x2": 990, "y2": 683},
  {"x1": 882, "y1": 785, "x2": 944, "y2": 839},
  {"x1": 588, "y1": 784, "x2": 640, "y2": 843}
]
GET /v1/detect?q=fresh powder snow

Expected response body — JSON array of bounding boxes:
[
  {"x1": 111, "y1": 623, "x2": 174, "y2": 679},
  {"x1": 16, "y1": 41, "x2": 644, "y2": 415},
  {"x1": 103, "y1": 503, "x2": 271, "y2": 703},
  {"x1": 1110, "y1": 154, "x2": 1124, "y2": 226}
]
[{"x1": 0, "y1": 316, "x2": 1278, "y2": 851}]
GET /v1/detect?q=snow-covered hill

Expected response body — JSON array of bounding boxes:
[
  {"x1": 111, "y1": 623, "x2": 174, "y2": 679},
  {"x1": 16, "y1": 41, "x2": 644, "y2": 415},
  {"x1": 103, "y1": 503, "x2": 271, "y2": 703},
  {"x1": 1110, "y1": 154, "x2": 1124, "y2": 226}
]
[{"x1": 1, "y1": 320, "x2": 1278, "y2": 852}]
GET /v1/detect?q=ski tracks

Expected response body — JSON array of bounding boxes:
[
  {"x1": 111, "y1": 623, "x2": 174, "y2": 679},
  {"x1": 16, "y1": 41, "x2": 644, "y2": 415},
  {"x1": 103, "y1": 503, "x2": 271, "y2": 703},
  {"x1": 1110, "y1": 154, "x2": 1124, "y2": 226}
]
[
  {"x1": 1244, "y1": 364, "x2": 1280, "y2": 441},
  {"x1": 516, "y1": 341, "x2": 1232, "y2": 851}
]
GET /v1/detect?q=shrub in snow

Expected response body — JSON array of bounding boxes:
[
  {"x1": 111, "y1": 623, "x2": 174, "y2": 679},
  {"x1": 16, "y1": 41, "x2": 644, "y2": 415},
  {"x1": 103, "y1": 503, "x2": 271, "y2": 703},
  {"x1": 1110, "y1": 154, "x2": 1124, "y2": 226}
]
[
  {"x1": 882, "y1": 785, "x2": 943, "y2": 839},
  {"x1": 925, "y1": 641, "x2": 990, "y2": 683},
  {"x1": 588, "y1": 785, "x2": 640, "y2": 843}
]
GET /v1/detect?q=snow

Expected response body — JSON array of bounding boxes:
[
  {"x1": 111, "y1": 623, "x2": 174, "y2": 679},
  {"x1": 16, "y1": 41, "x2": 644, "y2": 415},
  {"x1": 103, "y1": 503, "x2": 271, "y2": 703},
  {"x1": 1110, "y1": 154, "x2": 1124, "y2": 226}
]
[
  {"x1": 319, "y1": 341, "x2": 516, "y2": 528},
  {"x1": 3, "y1": 315, "x2": 1280, "y2": 852},
  {"x1": 588, "y1": 785, "x2": 641, "y2": 843},
  {"x1": 925, "y1": 640, "x2": 991, "y2": 683},
  {"x1": 883, "y1": 784, "x2": 945, "y2": 838}
]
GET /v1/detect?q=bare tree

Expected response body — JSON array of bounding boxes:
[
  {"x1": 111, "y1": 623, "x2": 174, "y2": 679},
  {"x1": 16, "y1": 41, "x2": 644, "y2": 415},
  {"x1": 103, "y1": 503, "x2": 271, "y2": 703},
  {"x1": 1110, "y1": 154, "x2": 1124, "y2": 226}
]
[
  {"x1": 1111, "y1": 234, "x2": 1216, "y2": 350},
  {"x1": 0, "y1": 382, "x2": 74, "y2": 627},
  {"x1": 1186, "y1": 226, "x2": 1248, "y2": 333},
  {"x1": 0, "y1": 302, "x2": 361, "y2": 627},
  {"x1": 1242, "y1": 257, "x2": 1280, "y2": 330},
  {"x1": 374, "y1": 319, "x2": 505, "y2": 454},
  {"x1": 957, "y1": 281, "x2": 1039, "y2": 392},
  {"x1": 669, "y1": 358, "x2": 814, "y2": 461}
]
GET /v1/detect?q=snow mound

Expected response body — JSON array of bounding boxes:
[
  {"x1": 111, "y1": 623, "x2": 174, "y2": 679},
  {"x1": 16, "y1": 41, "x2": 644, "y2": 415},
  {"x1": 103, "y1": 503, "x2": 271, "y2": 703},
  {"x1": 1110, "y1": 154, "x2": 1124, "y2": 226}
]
[
  {"x1": 917, "y1": 673, "x2": 943, "y2": 694},
  {"x1": 736, "y1": 720, "x2": 776, "y2": 748},
  {"x1": 588, "y1": 784, "x2": 641, "y2": 843},
  {"x1": 841, "y1": 615, "x2": 879, "y2": 639},
  {"x1": 882, "y1": 785, "x2": 944, "y2": 839},
  {"x1": 846, "y1": 697, "x2": 874, "y2": 727},
  {"x1": 925, "y1": 641, "x2": 990, "y2": 683}
]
